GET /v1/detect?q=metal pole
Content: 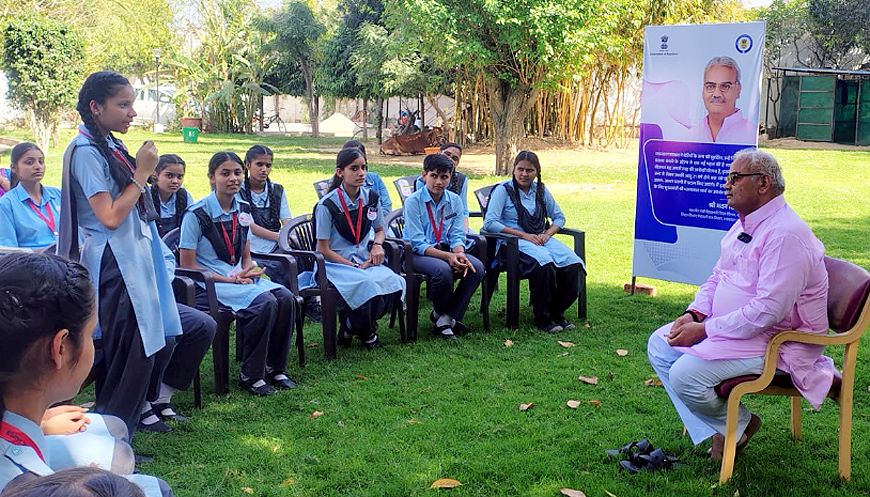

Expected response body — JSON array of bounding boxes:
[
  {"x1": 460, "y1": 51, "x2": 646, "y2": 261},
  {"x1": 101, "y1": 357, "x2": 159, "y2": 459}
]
[{"x1": 155, "y1": 55, "x2": 160, "y2": 125}]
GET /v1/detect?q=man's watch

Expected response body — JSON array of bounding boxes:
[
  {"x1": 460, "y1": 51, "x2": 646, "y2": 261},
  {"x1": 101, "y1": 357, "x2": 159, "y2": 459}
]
[{"x1": 681, "y1": 310, "x2": 702, "y2": 323}]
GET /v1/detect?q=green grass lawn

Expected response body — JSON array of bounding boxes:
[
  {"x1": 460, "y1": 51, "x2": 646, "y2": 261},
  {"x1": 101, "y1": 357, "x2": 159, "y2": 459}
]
[{"x1": 27, "y1": 129, "x2": 870, "y2": 496}]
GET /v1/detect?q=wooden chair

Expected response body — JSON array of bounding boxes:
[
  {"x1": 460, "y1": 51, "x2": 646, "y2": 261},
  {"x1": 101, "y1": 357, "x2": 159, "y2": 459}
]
[
  {"x1": 383, "y1": 208, "x2": 489, "y2": 340},
  {"x1": 714, "y1": 256, "x2": 870, "y2": 483},
  {"x1": 277, "y1": 214, "x2": 406, "y2": 358},
  {"x1": 474, "y1": 184, "x2": 587, "y2": 329},
  {"x1": 393, "y1": 174, "x2": 419, "y2": 206}
]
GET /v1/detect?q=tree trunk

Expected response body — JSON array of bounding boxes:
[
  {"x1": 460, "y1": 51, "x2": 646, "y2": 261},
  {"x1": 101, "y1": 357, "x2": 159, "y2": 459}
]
[
  {"x1": 486, "y1": 77, "x2": 538, "y2": 176},
  {"x1": 300, "y1": 54, "x2": 318, "y2": 138},
  {"x1": 376, "y1": 95, "x2": 384, "y2": 144},
  {"x1": 426, "y1": 95, "x2": 451, "y2": 140},
  {"x1": 362, "y1": 98, "x2": 369, "y2": 141}
]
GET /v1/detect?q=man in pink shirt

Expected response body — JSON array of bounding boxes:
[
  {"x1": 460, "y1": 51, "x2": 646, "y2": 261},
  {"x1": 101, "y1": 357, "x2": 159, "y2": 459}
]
[{"x1": 647, "y1": 149, "x2": 835, "y2": 460}]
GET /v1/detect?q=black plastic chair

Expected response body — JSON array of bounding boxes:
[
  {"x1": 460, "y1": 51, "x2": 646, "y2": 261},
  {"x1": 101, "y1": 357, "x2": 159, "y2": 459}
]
[
  {"x1": 277, "y1": 214, "x2": 407, "y2": 358},
  {"x1": 169, "y1": 274, "x2": 204, "y2": 408},
  {"x1": 474, "y1": 184, "x2": 587, "y2": 329},
  {"x1": 393, "y1": 175, "x2": 419, "y2": 206},
  {"x1": 384, "y1": 208, "x2": 490, "y2": 340}
]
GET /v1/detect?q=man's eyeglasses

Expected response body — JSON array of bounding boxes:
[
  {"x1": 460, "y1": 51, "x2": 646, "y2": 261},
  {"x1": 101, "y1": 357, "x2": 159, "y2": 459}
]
[
  {"x1": 725, "y1": 171, "x2": 762, "y2": 184},
  {"x1": 704, "y1": 81, "x2": 736, "y2": 93}
]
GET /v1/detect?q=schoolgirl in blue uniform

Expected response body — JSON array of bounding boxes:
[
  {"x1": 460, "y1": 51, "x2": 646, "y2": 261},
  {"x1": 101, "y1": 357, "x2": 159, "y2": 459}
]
[
  {"x1": 341, "y1": 140, "x2": 392, "y2": 217},
  {"x1": 149, "y1": 154, "x2": 194, "y2": 238},
  {"x1": 483, "y1": 151, "x2": 585, "y2": 334},
  {"x1": 237, "y1": 145, "x2": 291, "y2": 254},
  {"x1": 179, "y1": 152, "x2": 297, "y2": 396},
  {"x1": 0, "y1": 253, "x2": 173, "y2": 496},
  {"x1": 58, "y1": 71, "x2": 181, "y2": 436},
  {"x1": 0, "y1": 143, "x2": 62, "y2": 250},
  {"x1": 315, "y1": 148, "x2": 405, "y2": 349},
  {"x1": 404, "y1": 154, "x2": 483, "y2": 339}
]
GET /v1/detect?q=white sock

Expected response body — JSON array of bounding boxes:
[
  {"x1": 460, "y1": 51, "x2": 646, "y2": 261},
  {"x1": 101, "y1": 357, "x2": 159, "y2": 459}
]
[
  {"x1": 440, "y1": 327, "x2": 455, "y2": 337},
  {"x1": 436, "y1": 314, "x2": 455, "y2": 328},
  {"x1": 154, "y1": 383, "x2": 177, "y2": 406},
  {"x1": 251, "y1": 379, "x2": 267, "y2": 388},
  {"x1": 364, "y1": 334, "x2": 379, "y2": 344},
  {"x1": 140, "y1": 401, "x2": 160, "y2": 425},
  {"x1": 272, "y1": 373, "x2": 289, "y2": 381}
]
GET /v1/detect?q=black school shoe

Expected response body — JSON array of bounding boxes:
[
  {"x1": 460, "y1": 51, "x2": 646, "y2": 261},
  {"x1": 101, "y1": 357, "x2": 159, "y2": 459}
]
[
  {"x1": 239, "y1": 376, "x2": 277, "y2": 396},
  {"x1": 151, "y1": 402, "x2": 190, "y2": 423},
  {"x1": 138, "y1": 410, "x2": 173, "y2": 433},
  {"x1": 555, "y1": 316, "x2": 576, "y2": 331},
  {"x1": 361, "y1": 333, "x2": 383, "y2": 350},
  {"x1": 536, "y1": 321, "x2": 564, "y2": 334},
  {"x1": 268, "y1": 373, "x2": 298, "y2": 390}
]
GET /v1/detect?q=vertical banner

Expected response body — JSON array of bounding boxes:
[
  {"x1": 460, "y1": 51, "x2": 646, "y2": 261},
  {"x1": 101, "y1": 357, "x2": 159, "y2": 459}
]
[{"x1": 633, "y1": 22, "x2": 766, "y2": 286}]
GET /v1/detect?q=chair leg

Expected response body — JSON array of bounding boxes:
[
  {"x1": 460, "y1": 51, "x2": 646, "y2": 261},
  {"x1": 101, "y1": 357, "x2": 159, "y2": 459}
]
[
  {"x1": 193, "y1": 370, "x2": 202, "y2": 409},
  {"x1": 481, "y1": 271, "x2": 491, "y2": 333},
  {"x1": 839, "y1": 395, "x2": 853, "y2": 480},
  {"x1": 506, "y1": 271, "x2": 520, "y2": 330},
  {"x1": 213, "y1": 318, "x2": 231, "y2": 395},
  {"x1": 407, "y1": 277, "x2": 422, "y2": 342},
  {"x1": 719, "y1": 395, "x2": 742, "y2": 484},
  {"x1": 578, "y1": 272, "x2": 587, "y2": 320},
  {"x1": 295, "y1": 296, "x2": 305, "y2": 367},
  {"x1": 790, "y1": 396, "x2": 802, "y2": 439},
  {"x1": 321, "y1": 293, "x2": 338, "y2": 360}
]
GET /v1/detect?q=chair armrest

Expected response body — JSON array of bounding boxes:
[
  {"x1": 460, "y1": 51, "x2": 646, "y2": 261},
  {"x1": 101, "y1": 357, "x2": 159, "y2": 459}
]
[
  {"x1": 380, "y1": 239, "x2": 404, "y2": 275},
  {"x1": 280, "y1": 249, "x2": 330, "y2": 293},
  {"x1": 465, "y1": 234, "x2": 487, "y2": 263},
  {"x1": 277, "y1": 221, "x2": 297, "y2": 253},
  {"x1": 174, "y1": 268, "x2": 221, "y2": 318},
  {"x1": 171, "y1": 275, "x2": 196, "y2": 306},
  {"x1": 252, "y1": 251, "x2": 301, "y2": 293},
  {"x1": 468, "y1": 210, "x2": 483, "y2": 219},
  {"x1": 557, "y1": 227, "x2": 586, "y2": 262}
]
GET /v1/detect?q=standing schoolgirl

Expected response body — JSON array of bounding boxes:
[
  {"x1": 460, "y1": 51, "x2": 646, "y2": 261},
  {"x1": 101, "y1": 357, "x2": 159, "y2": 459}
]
[
  {"x1": 404, "y1": 154, "x2": 483, "y2": 339},
  {"x1": 482, "y1": 151, "x2": 585, "y2": 333},
  {"x1": 58, "y1": 71, "x2": 181, "y2": 436},
  {"x1": 237, "y1": 145, "x2": 291, "y2": 254},
  {"x1": 0, "y1": 143, "x2": 61, "y2": 250},
  {"x1": 179, "y1": 152, "x2": 297, "y2": 396},
  {"x1": 0, "y1": 253, "x2": 173, "y2": 496},
  {"x1": 149, "y1": 154, "x2": 194, "y2": 238},
  {"x1": 315, "y1": 148, "x2": 405, "y2": 349},
  {"x1": 341, "y1": 140, "x2": 392, "y2": 217}
]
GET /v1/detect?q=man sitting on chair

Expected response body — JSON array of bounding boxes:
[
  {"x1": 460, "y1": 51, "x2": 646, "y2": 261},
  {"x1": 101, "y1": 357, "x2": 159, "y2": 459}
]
[{"x1": 647, "y1": 149, "x2": 836, "y2": 460}]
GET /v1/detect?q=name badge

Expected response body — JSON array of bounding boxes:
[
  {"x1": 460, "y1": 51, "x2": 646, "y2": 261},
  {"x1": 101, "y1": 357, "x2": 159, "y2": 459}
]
[
  {"x1": 367, "y1": 208, "x2": 378, "y2": 221},
  {"x1": 445, "y1": 212, "x2": 458, "y2": 220},
  {"x1": 238, "y1": 212, "x2": 253, "y2": 227}
]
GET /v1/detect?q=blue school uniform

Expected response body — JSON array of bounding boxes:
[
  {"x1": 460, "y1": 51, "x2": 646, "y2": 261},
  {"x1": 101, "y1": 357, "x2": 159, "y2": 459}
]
[
  {"x1": 179, "y1": 193, "x2": 285, "y2": 311},
  {"x1": 414, "y1": 174, "x2": 469, "y2": 220},
  {"x1": 0, "y1": 411, "x2": 165, "y2": 496},
  {"x1": 0, "y1": 184, "x2": 62, "y2": 249},
  {"x1": 483, "y1": 180, "x2": 585, "y2": 271},
  {"x1": 364, "y1": 172, "x2": 393, "y2": 217},
  {"x1": 64, "y1": 128, "x2": 181, "y2": 356},
  {"x1": 403, "y1": 187, "x2": 466, "y2": 254},
  {"x1": 237, "y1": 183, "x2": 291, "y2": 254},
  {"x1": 315, "y1": 185, "x2": 405, "y2": 309}
]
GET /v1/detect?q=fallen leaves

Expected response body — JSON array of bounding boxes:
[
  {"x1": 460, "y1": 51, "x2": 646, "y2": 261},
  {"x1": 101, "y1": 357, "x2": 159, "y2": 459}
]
[
  {"x1": 616, "y1": 349, "x2": 629, "y2": 357},
  {"x1": 355, "y1": 374, "x2": 369, "y2": 381},
  {"x1": 589, "y1": 400, "x2": 602, "y2": 406},
  {"x1": 566, "y1": 400, "x2": 582, "y2": 409},
  {"x1": 557, "y1": 352, "x2": 570, "y2": 357},
  {"x1": 279, "y1": 478, "x2": 295, "y2": 487},
  {"x1": 408, "y1": 419, "x2": 422, "y2": 425},
  {"x1": 560, "y1": 489, "x2": 587, "y2": 497},
  {"x1": 430, "y1": 478, "x2": 462, "y2": 489},
  {"x1": 306, "y1": 342, "x2": 318, "y2": 348},
  {"x1": 644, "y1": 378, "x2": 663, "y2": 387},
  {"x1": 504, "y1": 339, "x2": 514, "y2": 347},
  {"x1": 557, "y1": 340, "x2": 576, "y2": 348},
  {"x1": 519, "y1": 403, "x2": 535, "y2": 411},
  {"x1": 578, "y1": 375, "x2": 598, "y2": 385},
  {"x1": 240, "y1": 487, "x2": 254, "y2": 494},
  {"x1": 307, "y1": 411, "x2": 324, "y2": 420}
]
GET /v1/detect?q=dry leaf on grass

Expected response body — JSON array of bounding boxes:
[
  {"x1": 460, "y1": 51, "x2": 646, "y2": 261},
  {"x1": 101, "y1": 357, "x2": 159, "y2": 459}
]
[
  {"x1": 578, "y1": 375, "x2": 599, "y2": 385},
  {"x1": 589, "y1": 400, "x2": 602, "y2": 406},
  {"x1": 557, "y1": 340, "x2": 575, "y2": 348},
  {"x1": 504, "y1": 339, "x2": 514, "y2": 347},
  {"x1": 430, "y1": 478, "x2": 462, "y2": 489},
  {"x1": 584, "y1": 323, "x2": 591, "y2": 328},
  {"x1": 355, "y1": 374, "x2": 369, "y2": 380},
  {"x1": 306, "y1": 342, "x2": 318, "y2": 348},
  {"x1": 644, "y1": 378, "x2": 663, "y2": 387},
  {"x1": 279, "y1": 478, "x2": 295, "y2": 487},
  {"x1": 609, "y1": 372, "x2": 615, "y2": 380},
  {"x1": 604, "y1": 490, "x2": 618, "y2": 497},
  {"x1": 616, "y1": 349, "x2": 629, "y2": 356},
  {"x1": 408, "y1": 419, "x2": 422, "y2": 425},
  {"x1": 519, "y1": 402, "x2": 535, "y2": 411},
  {"x1": 557, "y1": 351, "x2": 570, "y2": 357},
  {"x1": 240, "y1": 488, "x2": 254, "y2": 494},
  {"x1": 560, "y1": 489, "x2": 587, "y2": 497},
  {"x1": 307, "y1": 411, "x2": 324, "y2": 420},
  {"x1": 566, "y1": 400, "x2": 582, "y2": 409}
]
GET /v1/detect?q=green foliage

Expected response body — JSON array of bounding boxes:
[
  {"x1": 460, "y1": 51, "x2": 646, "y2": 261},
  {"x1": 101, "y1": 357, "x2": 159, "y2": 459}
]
[
  {"x1": 0, "y1": 12, "x2": 84, "y2": 150},
  {"x1": 318, "y1": 0, "x2": 384, "y2": 98},
  {"x1": 805, "y1": 0, "x2": 870, "y2": 67}
]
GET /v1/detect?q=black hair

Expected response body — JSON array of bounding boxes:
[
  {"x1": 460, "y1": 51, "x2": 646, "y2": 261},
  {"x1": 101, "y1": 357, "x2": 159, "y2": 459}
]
[
  {"x1": 240, "y1": 145, "x2": 280, "y2": 223},
  {"x1": 439, "y1": 142, "x2": 462, "y2": 154},
  {"x1": 328, "y1": 148, "x2": 366, "y2": 192},
  {"x1": 341, "y1": 140, "x2": 366, "y2": 157},
  {"x1": 208, "y1": 151, "x2": 244, "y2": 177},
  {"x1": 155, "y1": 154, "x2": 186, "y2": 175},
  {"x1": 423, "y1": 153, "x2": 454, "y2": 174},
  {"x1": 8, "y1": 142, "x2": 42, "y2": 189},
  {"x1": 75, "y1": 71, "x2": 136, "y2": 191},
  {"x1": 0, "y1": 253, "x2": 95, "y2": 419},
  {"x1": 0, "y1": 466, "x2": 146, "y2": 497},
  {"x1": 512, "y1": 150, "x2": 547, "y2": 226}
]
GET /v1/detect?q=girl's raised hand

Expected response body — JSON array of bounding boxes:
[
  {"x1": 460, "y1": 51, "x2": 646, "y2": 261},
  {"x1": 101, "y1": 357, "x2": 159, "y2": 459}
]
[{"x1": 135, "y1": 140, "x2": 160, "y2": 176}]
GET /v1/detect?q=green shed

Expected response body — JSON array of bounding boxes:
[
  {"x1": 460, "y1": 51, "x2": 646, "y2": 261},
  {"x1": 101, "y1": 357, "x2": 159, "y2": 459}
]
[{"x1": 773, "y1": 67, "x2": 870, "y2": 145}]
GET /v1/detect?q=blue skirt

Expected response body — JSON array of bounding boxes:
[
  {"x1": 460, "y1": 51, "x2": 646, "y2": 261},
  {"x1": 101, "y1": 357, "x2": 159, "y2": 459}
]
[{"x1": 324, "y1": 262, "x2": 406, "y2": 310}]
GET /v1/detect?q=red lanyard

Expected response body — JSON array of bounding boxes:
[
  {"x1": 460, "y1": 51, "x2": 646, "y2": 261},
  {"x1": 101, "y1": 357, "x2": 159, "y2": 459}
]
[
  {"x1": 26, "y1": 199, "x2": 56, "y2": 235},
  {"x1": 220, "y1": 212, "x2": 239, "y2": 264},
  {"x1": 0, "y1": 421, "x2": 45, "y2": 462},
  {"x1": 338, "y1": 189, "x2": 364, "y2": 245},
  {"x1": 426, "y1": 202, "x2": 445, "y2": 243}
]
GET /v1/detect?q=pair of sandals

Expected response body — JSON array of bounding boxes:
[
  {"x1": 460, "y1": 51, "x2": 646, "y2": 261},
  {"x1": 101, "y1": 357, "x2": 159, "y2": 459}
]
[{"x1": 606, "y1": 439, "x2": 685, "y2": 474}]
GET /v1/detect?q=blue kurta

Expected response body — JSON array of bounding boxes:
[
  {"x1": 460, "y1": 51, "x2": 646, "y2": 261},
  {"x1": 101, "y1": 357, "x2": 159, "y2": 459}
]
[
  {"x1": 0, "y1": 411, "x2": 164, "y2": 496},
  {"x1": 236, "y1": 185, "x2": 291, "y2": 254},
  {"x1": 315, "y1": 185, "x2": 405, "y2": 309},
  {"x1": 403, "y1": 187, "x2": 466, "y2": 255},
  {"x1": 179, "y1": 192, "x2": 284, "y2": 312},
  {"x1": 0, "y1": 184, "x2": 62, "y2": 249},
  {"x1": 483, "y1": 180, "x2": 585, "y2": 271},
  {"x1": 64, "y1": 128, "x2": 181, "y2": 356},
  {"x1": 365, "y1": 172, "x2": 393, "y2": 217},
  {"x1": 414, "y1": 175, "x2": 469, "y2": 219}
]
